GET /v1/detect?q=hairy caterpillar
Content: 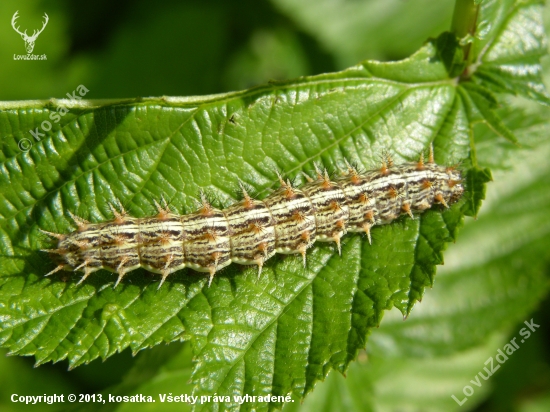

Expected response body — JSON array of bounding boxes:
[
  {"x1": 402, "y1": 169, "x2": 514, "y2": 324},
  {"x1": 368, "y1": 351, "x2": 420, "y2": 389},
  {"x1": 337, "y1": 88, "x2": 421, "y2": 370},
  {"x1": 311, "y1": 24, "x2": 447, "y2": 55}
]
[{"x1": 42, "y1": 152, "x2": 464, "y2": 289}]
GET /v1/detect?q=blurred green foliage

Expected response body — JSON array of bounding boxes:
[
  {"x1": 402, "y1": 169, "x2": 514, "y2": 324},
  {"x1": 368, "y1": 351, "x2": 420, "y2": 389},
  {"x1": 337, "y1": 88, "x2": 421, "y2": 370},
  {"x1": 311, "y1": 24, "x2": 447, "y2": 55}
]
[{"x1": 0, "y1": 0, "x2": 549, "y2": 411}]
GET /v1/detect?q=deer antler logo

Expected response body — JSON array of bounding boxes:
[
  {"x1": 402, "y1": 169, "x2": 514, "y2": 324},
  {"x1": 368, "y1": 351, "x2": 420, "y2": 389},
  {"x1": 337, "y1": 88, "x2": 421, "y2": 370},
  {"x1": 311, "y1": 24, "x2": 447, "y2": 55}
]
[{"x1": 11, "y1": 11, "x2": 49, "y2": 54}]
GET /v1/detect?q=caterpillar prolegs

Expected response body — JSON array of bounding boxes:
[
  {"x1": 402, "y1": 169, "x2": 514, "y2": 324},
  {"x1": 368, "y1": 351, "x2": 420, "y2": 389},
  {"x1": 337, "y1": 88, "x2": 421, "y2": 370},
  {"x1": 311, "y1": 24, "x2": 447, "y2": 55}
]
[{"x1": 42, "y1": 153, "x2": 464, "y2": 289}]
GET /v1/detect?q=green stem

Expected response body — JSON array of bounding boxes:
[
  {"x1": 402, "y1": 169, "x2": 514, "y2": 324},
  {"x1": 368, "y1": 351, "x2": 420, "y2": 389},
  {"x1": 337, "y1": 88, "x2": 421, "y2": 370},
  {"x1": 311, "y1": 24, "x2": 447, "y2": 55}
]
[{"x1": 451, "y1": 0, "x2": 480, "y2": 67}]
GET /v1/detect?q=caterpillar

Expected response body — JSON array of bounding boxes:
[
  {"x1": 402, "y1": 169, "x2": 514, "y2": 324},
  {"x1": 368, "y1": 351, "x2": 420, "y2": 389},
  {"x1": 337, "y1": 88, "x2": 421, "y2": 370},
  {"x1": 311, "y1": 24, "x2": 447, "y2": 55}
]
[{"x1": 42, "y1": 152, "x2": 464, "y2": 289}]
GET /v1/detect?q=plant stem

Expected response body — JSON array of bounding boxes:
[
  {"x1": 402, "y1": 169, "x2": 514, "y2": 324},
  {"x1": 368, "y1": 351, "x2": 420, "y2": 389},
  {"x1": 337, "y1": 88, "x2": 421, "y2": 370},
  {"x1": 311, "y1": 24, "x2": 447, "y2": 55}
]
[{"x1": 451, "y1": 0, "x2": 480, "y2": 65}]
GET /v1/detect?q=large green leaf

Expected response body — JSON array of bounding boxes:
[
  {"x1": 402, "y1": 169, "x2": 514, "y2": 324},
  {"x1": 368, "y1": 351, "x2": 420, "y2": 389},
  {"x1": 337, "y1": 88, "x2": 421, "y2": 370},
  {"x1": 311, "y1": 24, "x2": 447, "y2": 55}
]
[
  {"x1": 0, "y1": 1, "x2": 548, "y2": 411},
  {"x1": 67, "y1": 104, "x2": 550, "y2": 412},
  {"x1": 0, "y1": 39, "x2": 467, "y2": 388}
]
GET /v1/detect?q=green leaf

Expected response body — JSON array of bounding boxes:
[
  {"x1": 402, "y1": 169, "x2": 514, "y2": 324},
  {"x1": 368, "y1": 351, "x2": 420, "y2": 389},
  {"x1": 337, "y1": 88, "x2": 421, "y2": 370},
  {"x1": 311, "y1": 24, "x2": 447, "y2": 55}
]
[
  {"x1": 0, "y1": 1, "x2": 549, "y2": 411},
  {"x1": 461, "y1": 166, "x2": 492, "y2": 217},
  {"x1": 62, "y1": 112, "x2": 550, "y2": 412},
  {"x1": 0, "y1": 42, "x2": 467, "y2": 408},
  {"x1": 472, "y1": 0, "x2": 550, "y2": 105},
  {"x1": 459, "y1": 82, "x2": 519, "y2": 144}
]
